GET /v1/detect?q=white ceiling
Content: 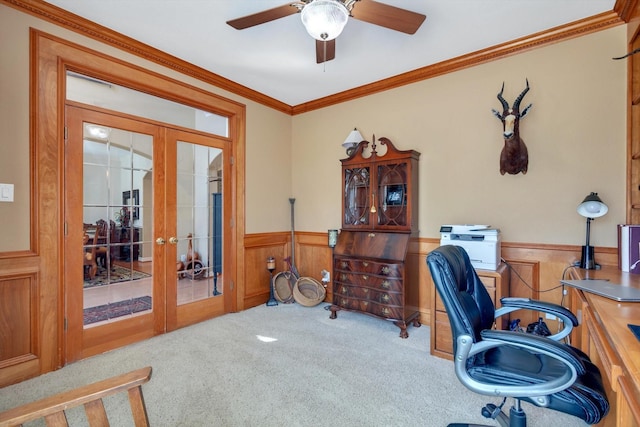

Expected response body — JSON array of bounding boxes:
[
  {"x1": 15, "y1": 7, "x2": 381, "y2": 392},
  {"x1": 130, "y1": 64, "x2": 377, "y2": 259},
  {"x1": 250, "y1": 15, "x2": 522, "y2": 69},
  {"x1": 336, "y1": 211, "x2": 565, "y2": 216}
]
[{"x1": 44, "y1": 0, "x2": 616, "y2": 106}]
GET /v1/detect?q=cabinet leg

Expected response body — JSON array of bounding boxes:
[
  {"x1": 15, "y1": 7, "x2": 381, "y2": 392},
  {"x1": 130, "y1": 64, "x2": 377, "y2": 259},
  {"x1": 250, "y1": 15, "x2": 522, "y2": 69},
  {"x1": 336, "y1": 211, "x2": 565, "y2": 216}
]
[
  {"x1": 329, "y1": 305, "x2": 340, "y2": 320},
  {"x1": 395, "y1": 321, "x2": 409, "y2": 339},
  {"x1": 412, "y1": 314, "x2": 421, "y2": 328}
]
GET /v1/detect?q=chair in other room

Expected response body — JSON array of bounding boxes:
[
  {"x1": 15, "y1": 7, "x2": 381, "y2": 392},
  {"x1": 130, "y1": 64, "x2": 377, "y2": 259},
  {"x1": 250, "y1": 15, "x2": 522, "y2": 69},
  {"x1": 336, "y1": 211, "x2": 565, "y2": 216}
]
[
  {"x1": 95, "y1": 219, "x2": 114, "y2": 272},
  {"x1": 83, "y1": 224, "x2": 98, "y2": 280},
  {"x1": 426, "y1": 245, "x2": 609, "y2": 427}
]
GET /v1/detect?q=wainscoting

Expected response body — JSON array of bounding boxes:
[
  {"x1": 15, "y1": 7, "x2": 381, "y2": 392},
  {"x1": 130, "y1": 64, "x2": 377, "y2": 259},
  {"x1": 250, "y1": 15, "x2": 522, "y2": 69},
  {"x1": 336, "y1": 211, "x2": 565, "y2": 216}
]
[{"x1": 244, "y1": 231, "x2": 619, "y2": 331}]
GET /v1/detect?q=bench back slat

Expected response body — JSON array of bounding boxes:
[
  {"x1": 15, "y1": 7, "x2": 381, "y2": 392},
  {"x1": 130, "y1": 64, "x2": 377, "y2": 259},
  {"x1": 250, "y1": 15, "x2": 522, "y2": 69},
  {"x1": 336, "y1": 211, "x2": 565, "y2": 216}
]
[{"x1": 0, "y1": 367, "x2": 152, "y2": 427}]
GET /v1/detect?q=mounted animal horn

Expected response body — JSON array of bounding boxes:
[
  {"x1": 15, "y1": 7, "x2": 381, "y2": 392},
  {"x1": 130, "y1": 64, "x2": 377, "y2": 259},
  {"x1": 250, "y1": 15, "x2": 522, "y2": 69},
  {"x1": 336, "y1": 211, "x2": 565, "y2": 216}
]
[
  {"x1": 496, "y1": 82, "x2": 509, "y2": 112},
  {"x1": 512, "y1": 78, "x2": 530, "y2": 112}
]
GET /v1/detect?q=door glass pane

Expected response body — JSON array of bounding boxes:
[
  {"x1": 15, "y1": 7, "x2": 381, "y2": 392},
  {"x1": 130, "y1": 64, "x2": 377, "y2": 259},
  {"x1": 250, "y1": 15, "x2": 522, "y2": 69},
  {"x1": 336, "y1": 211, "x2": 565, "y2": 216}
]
[
  {"x1": 176, "y1": 141, "x2": 223, "y2": 305},
  {"x1": 82, "y1": 123, "x2": 153, "y2": 327}
]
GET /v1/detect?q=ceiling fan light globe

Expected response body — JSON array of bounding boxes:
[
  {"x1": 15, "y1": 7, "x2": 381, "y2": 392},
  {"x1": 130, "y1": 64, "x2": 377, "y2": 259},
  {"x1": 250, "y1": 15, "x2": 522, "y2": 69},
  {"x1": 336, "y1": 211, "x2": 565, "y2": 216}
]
[{"x1": 301, "y1": 0, "x2": 349, "y2": 41}]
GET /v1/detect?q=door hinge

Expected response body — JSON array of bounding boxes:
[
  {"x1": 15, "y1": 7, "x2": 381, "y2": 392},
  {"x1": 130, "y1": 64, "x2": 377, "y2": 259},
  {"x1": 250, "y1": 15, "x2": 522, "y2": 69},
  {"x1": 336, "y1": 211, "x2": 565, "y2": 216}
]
[
  {"x1": 230, "y1": 156, "x2": 234, "y2": 165},
  {"x1": 64, "y1": 221, "x2": 68, "y2": 236},
  {"x1": 64, "y1": 126, "x2": 68, "y2": 141},
  {"x1": 64, "y1": 318, "x2": 68, "y2": 331},
  {"x1": 230, "y1": 280, "x2": 234, "y2": 290}
]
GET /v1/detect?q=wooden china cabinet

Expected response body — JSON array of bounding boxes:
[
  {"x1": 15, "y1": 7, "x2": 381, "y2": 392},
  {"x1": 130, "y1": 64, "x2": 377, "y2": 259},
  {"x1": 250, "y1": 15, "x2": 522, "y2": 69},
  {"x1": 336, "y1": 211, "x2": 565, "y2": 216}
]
[{"x1": 330, "y1": 137, "x2": 420, "y2": 338}]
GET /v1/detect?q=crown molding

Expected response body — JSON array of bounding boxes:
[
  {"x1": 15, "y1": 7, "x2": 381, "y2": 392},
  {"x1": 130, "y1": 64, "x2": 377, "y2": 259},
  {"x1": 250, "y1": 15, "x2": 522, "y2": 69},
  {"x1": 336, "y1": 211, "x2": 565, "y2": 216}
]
[
  {"x1": 2, "y1": 0, "x2": 629, "y2": 116},
  {"x1": 292, "y1": 11, "x2": 624, "y2": 114},
  {"x1": 2, "y1": 0, "x2": 295, "y2": 114}
]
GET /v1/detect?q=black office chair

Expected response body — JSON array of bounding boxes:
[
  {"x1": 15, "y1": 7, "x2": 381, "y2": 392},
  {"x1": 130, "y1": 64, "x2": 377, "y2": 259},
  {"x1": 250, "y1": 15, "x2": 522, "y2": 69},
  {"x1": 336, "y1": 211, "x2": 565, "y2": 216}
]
[{"x1": 426, "y1": 245, "x2": 609, "y2": 427}]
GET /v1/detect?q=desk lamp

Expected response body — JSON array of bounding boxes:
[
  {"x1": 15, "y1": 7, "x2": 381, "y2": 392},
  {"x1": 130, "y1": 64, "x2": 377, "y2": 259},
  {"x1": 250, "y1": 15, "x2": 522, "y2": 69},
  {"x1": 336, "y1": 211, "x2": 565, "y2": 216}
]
[{"x1": 577, "y1": 192, "x2": 608, "y2": 270}]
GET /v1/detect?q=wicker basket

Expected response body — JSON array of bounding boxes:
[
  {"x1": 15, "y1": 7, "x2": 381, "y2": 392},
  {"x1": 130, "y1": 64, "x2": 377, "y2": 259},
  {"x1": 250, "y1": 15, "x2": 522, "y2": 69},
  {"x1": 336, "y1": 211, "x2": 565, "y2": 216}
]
[
  {"x1": 293, "y1": 277, "x2": 326, "y2": 307},
  {"x1": 273, "y1": 271, "x2": 295, "y2": 303}
]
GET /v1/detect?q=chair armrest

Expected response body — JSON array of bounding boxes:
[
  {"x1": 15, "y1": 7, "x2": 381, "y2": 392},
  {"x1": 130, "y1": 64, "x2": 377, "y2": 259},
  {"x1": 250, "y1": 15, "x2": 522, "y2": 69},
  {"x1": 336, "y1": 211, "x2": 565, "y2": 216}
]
[
  {"x1": 453, "y1": 331, "x2": 583, "y2": 399},
  {"x1": 495, "y1": 297, "x2": 577, "y2": 341},
  {"x1": 479, "y1": 329, "x2": 586, "y2": 375},
  {"x1": 498, "y1": 297, "x2": 578, "y2": 326}
]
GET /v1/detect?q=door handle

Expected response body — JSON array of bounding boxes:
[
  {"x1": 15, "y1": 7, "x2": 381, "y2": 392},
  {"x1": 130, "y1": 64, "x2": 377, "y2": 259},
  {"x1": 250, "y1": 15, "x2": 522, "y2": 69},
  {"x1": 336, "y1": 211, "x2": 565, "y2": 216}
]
[
  {"x1": 156, "y1": 237, "x2": 166, "y2": 245},
  {"x1": 169, "y1": 237, "x2": 178, "y2": 244}
]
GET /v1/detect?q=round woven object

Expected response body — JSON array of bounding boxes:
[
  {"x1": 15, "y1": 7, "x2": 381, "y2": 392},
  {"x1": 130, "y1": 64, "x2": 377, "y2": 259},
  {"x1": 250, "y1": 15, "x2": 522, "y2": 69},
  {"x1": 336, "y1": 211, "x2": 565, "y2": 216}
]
[
  {"x1": 293, "y1": 277, "x2": 326, "y2": 307},
  {"x1": 273, "y1": 271, "x2": 295, "y2": 303}
]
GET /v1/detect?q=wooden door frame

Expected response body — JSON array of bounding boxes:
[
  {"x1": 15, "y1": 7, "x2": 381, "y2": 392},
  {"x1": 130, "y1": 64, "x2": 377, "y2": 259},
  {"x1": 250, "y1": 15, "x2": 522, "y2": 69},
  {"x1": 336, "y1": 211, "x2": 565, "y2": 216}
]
[{"x1": 29, "y1": 29, "x2": 245, "y2": 375}]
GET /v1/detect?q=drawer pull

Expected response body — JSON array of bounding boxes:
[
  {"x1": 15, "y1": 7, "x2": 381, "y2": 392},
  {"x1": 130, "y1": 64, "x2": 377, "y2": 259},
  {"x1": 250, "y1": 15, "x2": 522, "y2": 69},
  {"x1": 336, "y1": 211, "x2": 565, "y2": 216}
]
[
  {"x1": 363, "y1": 288, "x2": 369, "y2": 294},
  {"x1": 341, "y1": 261, "x2": 349, "y2": 269},
  {"x1": 341, "y1": 273, "x2": 348, "y2": 281},
  {"x1": 362, "y1": 301, "x2": 368, "y2": 307},
  {"x1": 362, "y1": 261, "x2": 369, "y2": 267},
  {"x1": 341, "y1": 299, "x2": 348, "y2": 306},
  {"x1": 341, "y1": 286, "x2": 348, "y2": 294},
  {"x1": 381, "y1": 294, "x2": 390, "y2": 303},
  {"x1": 381, "y1": 266, "x2": 390, "y2": 275},
  {"x1": 362, "y1": 275, "x2": 368, "y2": 281},
  {"x1": 368, "y1": 233, "x2": 376, "y2": 238},
  {"x1": 381, "y1": 280, "x2": 391, "y2": 289},
  {"x1": 382, "y1": 307, "x2": 390, "y2": 316}
]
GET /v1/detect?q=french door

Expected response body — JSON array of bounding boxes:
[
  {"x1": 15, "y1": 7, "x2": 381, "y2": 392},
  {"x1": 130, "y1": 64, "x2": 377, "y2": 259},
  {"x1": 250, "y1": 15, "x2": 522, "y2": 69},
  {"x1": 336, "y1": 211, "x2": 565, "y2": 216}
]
[{"x1": 64, "y1": 105, "x2": 229, "y2": 362}]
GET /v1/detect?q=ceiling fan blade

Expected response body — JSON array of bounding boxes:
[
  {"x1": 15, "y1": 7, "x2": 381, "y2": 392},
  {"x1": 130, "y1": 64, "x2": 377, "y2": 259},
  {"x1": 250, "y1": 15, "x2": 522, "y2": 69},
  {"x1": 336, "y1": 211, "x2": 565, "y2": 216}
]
[
  {"x1": 226, "y1": 4, "x2": 298, "y2": 30},
  {"x1": 316, "y1": 39, "x2": 336, "y2": 64},
  {"x1": 351, "y1": 0, "x2": 426, "y2": 34}
]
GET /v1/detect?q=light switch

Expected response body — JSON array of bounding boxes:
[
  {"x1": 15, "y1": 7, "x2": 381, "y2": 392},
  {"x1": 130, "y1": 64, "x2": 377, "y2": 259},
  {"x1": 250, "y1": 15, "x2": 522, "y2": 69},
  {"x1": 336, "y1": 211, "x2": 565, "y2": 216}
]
[{"x1": 0, "y1": 183, "x2": 14, "y2": 202}]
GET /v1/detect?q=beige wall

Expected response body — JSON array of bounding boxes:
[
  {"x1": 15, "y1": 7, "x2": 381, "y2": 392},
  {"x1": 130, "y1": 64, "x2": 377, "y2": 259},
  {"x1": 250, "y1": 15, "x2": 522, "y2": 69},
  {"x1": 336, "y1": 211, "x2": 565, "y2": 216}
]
[
  {"x1": 0, "y1": 4, "x2": 629, "y2": 251},
  {"x1": 0, "y1": 4, "x2": 293, "y2": 252},
  {"x1": 291, "y1": 26, "x2": 627, "y2": 247}
]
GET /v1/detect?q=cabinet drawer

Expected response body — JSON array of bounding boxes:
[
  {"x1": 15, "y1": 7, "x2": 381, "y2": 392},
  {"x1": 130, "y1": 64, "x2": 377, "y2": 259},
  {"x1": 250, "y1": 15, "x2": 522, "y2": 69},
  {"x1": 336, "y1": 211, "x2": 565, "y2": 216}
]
[
  {"x1": 479, "y1": 276, "x2": 496, "y2": 288},
  {"x1": 335, "y1": 272, "x2": 402, "y2": 291},
  {"x1": 435, "y1": 310, "x2": 453, "y2": 354},
  {"x1": 585, "y1": 305, "x2": 622, "y2": 391},
  {"x1": 334, "y1": 283, "x2": 403, "y2": 306},
  {"x1": 334, "y1": 296, "x2": 403, "y2": 320},
  {"x1": 335, "y1": 258, "x2": 402, "y2": 277}
]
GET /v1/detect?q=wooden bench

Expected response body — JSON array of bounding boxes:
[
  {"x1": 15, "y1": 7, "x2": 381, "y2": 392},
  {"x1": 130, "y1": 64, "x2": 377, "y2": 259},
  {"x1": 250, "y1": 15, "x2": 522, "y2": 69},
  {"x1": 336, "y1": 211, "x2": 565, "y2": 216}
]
[{"x1": 0, "y1": 366, "x2": 152, "y2": 427}]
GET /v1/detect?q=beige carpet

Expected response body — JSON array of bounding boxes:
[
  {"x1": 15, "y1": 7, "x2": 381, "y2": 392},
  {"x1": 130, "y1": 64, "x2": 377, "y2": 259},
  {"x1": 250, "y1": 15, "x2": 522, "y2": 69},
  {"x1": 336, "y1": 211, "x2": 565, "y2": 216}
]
[{"x1": 0, "y1": 303, "x2": 588, "y2": 426}]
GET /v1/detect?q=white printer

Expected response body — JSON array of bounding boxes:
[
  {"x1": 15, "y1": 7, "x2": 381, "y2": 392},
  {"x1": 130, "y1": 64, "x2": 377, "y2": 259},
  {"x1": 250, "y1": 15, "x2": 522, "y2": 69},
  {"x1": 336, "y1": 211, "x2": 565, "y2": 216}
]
[{"x1": 439, "y1": 225, "x2": 501, "y2": 270}]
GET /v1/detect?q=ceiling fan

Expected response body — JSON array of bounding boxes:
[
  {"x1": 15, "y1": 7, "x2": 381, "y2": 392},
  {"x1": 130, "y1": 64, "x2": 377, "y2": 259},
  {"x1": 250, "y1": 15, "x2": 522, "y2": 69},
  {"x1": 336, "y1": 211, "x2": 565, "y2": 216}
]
[{"x1": 226, "y1": 0, "x2": 426, "y2": 64}]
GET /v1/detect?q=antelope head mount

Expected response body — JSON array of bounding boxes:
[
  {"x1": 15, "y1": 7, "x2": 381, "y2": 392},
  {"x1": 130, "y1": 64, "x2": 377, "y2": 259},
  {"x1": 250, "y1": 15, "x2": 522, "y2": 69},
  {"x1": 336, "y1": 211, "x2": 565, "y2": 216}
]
[{"x1": 492, "y1": 79, "x2": 533, "y2": 175}]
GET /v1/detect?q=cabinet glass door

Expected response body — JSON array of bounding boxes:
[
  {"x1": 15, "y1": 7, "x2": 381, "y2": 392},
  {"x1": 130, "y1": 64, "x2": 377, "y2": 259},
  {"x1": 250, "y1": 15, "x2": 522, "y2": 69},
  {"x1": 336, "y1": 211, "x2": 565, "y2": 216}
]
[
  {"x1": 377, "y1": 163, "x2": 408, "y2": 227},
  {"x1": 343, "y1": 166, "x2": 370, "y2": 227}
]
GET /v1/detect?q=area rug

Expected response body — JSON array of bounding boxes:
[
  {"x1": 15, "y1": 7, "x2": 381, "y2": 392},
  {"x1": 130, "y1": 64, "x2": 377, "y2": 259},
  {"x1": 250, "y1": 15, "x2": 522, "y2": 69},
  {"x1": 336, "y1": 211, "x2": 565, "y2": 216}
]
[
  {"x1": 84, "y1": 265, "x2": 151, "y2": 288},
  {"x1": 83, "y1": 295, "x2": 152, "y2": 325}
]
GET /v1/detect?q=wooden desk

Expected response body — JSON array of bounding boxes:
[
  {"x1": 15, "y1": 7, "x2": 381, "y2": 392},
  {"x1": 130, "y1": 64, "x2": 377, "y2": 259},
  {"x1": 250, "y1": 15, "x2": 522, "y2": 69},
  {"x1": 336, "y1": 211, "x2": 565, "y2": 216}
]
[{"x1": 566, "y1": 266, "x2": 640, "y2": 427}]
